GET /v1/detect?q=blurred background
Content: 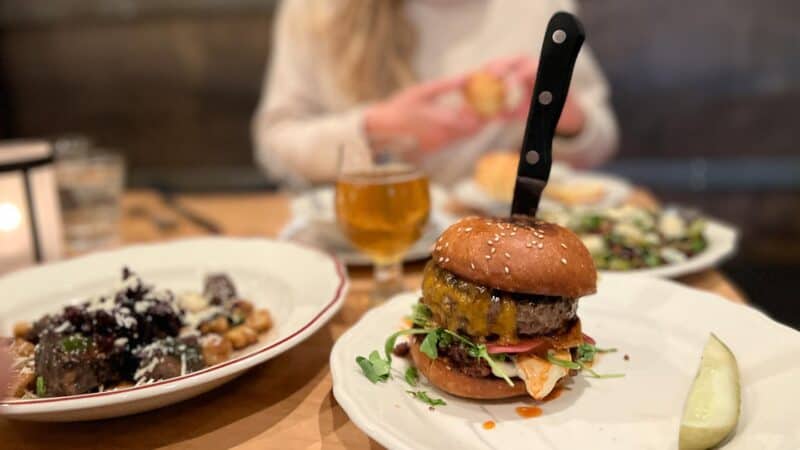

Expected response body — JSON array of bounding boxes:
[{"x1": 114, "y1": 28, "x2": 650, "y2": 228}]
[{"x1": 0, "y1": 0, "x2": 797, "y2": 327}]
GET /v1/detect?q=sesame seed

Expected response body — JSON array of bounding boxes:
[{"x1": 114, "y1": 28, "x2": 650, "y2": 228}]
[
  {"x1": 561, "y1": 258, "x2": 567, "y2": 265},
  {"x1": 504, "y1": 266, "x2": 510, "y2": 274},
  {"x1": 444, "y1": 242, "x2": 449, "y2": 248},
  {"x1": 504, "y1": 252, "x2": 511, "y2": 259},
  {"x1": 510, "y1": 232, "x2": 516, "y2": 236},
  {"x1": 500, "y1": 232, "x2": 506, "y2": 237},
  {"x1": 526, "y1": 242, "x2": 533, "y2": 248},
  {"x1": 444, "y1": 257, "x2": 450, "y2": 263},
  {"x1": 436, "y1": 246, "x2": 442, "y2": 251},
  {"x1": 485, "y1": 255, "x2": 491, "y2": 260},
  {"x1": 491, "y1": 247, "x2": 496, "y2": 254},
  {"x1": 537, "y1": 243, "x2": 544, "y2": 249},
  {"x1": 465, "y1": 227, "x2": 473, "y2": 232},
  {"x1": 470, "y1": 263, "x2": 476, "y2": 270},
  {"x1": 457, "y1": 227, "x2": 463, "y2": 232},
  {"x1": 494, "y1": 236, "x2": 500, "y2": 242},
  {"x1": 487, "y1": 240, "x2": 494, "y2": 246},
  {"x1": 497, "y1": 224, "x2": 504, "y2": 230},
  {"x1": 513, "y1": 227, "x2": 518, "y2": 232},
  {"x1": 560, "y1": 243, "x2": 567, "y2": 249},
  {"x1": 438, "y1": 256, "x2": 444, "y2": 262}
]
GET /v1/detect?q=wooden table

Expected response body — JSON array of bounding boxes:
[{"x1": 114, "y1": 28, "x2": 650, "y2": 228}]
[{"x1": 0, "y1": 190, "x2": 747, "y2": 449}]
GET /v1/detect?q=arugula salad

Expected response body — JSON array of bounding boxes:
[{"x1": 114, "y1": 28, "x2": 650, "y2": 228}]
[{"x1": 540, "y1": 205, "x2": 708, "y2": 270}]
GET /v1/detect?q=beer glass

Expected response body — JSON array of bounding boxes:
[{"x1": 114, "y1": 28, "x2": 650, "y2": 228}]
[{"x1": 335, "y1": 157, "x2": 430, "y2": 302}]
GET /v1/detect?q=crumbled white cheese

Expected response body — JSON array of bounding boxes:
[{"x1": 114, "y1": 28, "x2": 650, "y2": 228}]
[
  {"x1": 54, "y1": 321, "x2": 71, "y2": 333},
  {"x1": 658, "y1": 210, "x2": 686, "y2": 240},
  {"x1": 580, "y1": 234, "x2": 607, "y2": 255},
  {"x1": 179, "y1": 292, "x2": 209, "y2": 313},
  {"x1": 661, "y1": 247, "x2": 688, "y2": 264},
  {"x1": 114, "y1": 337, "x2": 129, "y2": 347}
]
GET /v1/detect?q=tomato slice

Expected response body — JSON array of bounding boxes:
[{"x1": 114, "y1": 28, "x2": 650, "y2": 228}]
[
  {"x1": 486, "y1": 338, "x2": 547, "y2": 354},
  {"x1": 582, "y1": 333, "x2": 596, "y2": 345}
]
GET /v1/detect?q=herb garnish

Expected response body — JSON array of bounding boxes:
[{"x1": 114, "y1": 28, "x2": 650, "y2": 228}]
[
  {"x1": 35, "y1": 376, "x2": 46, "y2": 396},
  {"x1": 356, "y1": 351, "x2": 391, "y2": 383},
  {"x1": 406, "y1": 390, "x2": 446, "y2": 407},
  {"x1": 547, "y1": 344, "x2": 625, "y2": 379},
  {"x1": 404, "y1": 367, "x2": 419, "y2": 386}
]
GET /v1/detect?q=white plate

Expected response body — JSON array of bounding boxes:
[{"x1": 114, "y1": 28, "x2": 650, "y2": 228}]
[
  {"x1": 452, "y1": 172, "x2": 633, "y2": 216},
  {"x1": 0, "y1": 238, "x2": 348, "y2": 421},
  {"x1": 281, "y1": 186, "x2": 456, "y2": 265},
  {"x1": 600, "y1": 219, "x2": 738, "y2": 278},
  {"x1": 331, "y1": 276, "x2": 800, "y2": 450},
  {"x1": 279, "y1": 213, "x2": 452, "y2": 266}
]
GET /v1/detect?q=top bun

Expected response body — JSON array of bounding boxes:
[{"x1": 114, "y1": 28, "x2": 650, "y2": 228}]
[{"x1": 431, "y1": 216, "x2": 597, "y2": 298}]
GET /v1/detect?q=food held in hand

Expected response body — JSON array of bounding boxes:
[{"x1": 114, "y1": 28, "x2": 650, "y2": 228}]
[
  {"x1": 356, "y1": 215, "x2": 623, "y2": 404},
  {"x1": 4, "y1": 269, "x2": 272, "y2": 399},
  {"x1": 464, "y1": 72, "x2": 507, "y2": 118},
  {"x1": 541, "y1": 205, "x2": 708, "y2": 270},
  {"x1": 679, "y1": 333, "x2": 740, "y2": 450}
]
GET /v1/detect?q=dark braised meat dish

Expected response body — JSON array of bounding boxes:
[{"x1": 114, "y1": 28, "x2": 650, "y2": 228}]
[{"x1": 4, "y1": 269, "x2": 272, "y2": 399}]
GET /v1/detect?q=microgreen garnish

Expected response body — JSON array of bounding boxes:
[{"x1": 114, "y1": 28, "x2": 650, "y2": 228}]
[
  {"x1": 355, "y1": 351, "x2": 391, "y2": 383},
  {"x1": 383, "y1": 328, "x2": 434, "y2": 363},
  {"x1": 420, "y1": 331, "x2": 439, "y2": 359},
  {"x1": 404, "y1": 367, "x2": 419, "y2": 387},
  {"x1": 548, "y1": 346, "x2": 625, "y2": 379},
  {"x1": 35, "y1": 376, "x2": 46, "y2": 396},
  {"x1": 60, "y1": 334, "x2": 88, "y2": 353},
  {"x1": 406, "y1": 390, "x2": 446, "y2": 407}
]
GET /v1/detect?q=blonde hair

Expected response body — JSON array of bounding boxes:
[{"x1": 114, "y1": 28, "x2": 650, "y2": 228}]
[{"x1": 315, "y1": 0, "x2": 417, "y2": 102}]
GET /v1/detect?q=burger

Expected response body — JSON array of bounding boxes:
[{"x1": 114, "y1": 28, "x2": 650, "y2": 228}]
[{"x1": 407, "y1": 215, "x2": 598, "y2": 400}]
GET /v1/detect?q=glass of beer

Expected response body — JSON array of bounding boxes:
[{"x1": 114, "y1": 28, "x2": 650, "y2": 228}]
[{"x1": 336, "y1": 159, "x2": 430, "y2": 302}]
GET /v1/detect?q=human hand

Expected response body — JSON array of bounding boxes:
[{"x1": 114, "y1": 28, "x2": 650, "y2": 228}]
[
  {"x1": 0, "y1": 347, "x2": 9, "y2": 397},
  {"x1": 483, "y1": 55, "x2": 586, "y2": 137},
  {"x1": 364, "y1": 75, "x2": 486, "y2": 156}
]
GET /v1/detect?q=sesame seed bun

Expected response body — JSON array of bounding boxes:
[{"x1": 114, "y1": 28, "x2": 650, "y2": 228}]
[
  {"x1": 409, "y1": 337, "x2": 527, "y2": 400},
  {"x1": 432, "y1": 216, "x2": 597, "y2": 298}
]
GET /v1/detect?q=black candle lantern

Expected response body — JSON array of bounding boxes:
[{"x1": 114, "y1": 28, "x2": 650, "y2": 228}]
[{"x1": 0, "y1": 140, "x2": 64, "y2": 273}]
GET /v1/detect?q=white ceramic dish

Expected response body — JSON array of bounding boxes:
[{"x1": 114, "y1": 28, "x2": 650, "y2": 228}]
[
  {"x1": 331, "y1": 275, "x2": 800, "y2": 450},
  {"x1": 281, "y1": 186, "x2": 456, "y2": 265},
  {"x1": 0, "y1": 238, "x2": 348, "y2": 421},
  {"x1": 599, "y1": 219, "x2": 738, "y2": 278},
  {"x1": 452, "y1": 172, "x2": 633, "y2": 217}
]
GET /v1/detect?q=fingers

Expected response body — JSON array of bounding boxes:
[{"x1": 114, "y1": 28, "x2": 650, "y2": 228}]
[
  {"x1": 410, "y1": 74, "x2": 468, "y2": 99},
  {"x1": 483, "y1": 54, "x2": 527, "y2": 77}
]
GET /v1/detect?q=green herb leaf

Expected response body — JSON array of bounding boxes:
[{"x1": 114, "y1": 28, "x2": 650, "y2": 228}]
[
  {"x1": 404, "y1": 367, "x2": 419, "y2": 387},
  {"x1": 369, "y1": 350, "x2": 391, "y2": 377},
  {"x1": 355, "y1": 350, "x2": 392, "y2": 383},
  {"x1": 35, "y1": 376, "x2": 46, "y2": 396},
  {"x1": 356, "y1": 356, "x2": 384, "y2": 383},
  {"x1": 410, "y1": 303, "x2": 433, "y2": 327},
  {"x1": 580, "y1": 364, "x2": 625, "y2": 379},
  {"x1": 420, "y1": 331, "x2": 439, "y2": 359},
  {"x1": 60, "y1": 334, "x2": 88, "y2": 353},
  {"x1": 406, "y1": 390, "x2": 446, "y2": 407},
  {"x1": 475, "y1": 345, "x2": 514, "y2": 386},
  {"x1": 383, "y1": 328, "x2": 433, "y2": 363},
  {"x1": 546, "y1": 351, "x2": 582, "y2": 370}
]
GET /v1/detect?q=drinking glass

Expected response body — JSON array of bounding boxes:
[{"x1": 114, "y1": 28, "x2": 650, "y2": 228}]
[
  {"x1": 335, "y1": 157, "x2": 431, "y2": 302},
  {"x1": 56, "y1": 150, "x2": 125, "y2": 255}
]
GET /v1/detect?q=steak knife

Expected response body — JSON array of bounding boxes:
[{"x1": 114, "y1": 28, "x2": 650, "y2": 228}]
[{"x1": 510, "y1": 12, "x2": 585, "y2": 216}]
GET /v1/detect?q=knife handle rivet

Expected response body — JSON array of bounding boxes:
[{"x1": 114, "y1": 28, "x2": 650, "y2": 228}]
[
  {"x1": 538, "y1": 91, "x2": 553, "y2": 105},
  {"x1": 525, "y1": 150, "x2": 540, "y2": 165},
  {"x1": 552, "y1": 29, "x2": 567, "y2": 44}
]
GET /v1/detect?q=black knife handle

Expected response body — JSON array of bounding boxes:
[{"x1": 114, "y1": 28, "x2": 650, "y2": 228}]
[{"x1": 511, "y1": 12, "x2": 585, "y2": 216}]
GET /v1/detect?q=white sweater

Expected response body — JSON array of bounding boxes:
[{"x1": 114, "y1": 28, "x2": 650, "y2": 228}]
[{"x1": 253, "y1": 0, "x2": 618, "y2": 185}]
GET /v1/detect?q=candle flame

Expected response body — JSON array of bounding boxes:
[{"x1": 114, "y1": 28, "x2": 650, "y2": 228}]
[{"x1": 0, "y1": 202, "x2": 22, "y2": 232}]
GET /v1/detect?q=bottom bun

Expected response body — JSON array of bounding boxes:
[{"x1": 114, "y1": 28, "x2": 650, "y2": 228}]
[{"x1": 409, "y1": 338, "x2": 527, "y2": 400}]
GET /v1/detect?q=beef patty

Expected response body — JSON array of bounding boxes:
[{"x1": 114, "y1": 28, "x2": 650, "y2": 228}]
[{"x1": 421, "y1": 261, "x2": 578, "y2": 342}]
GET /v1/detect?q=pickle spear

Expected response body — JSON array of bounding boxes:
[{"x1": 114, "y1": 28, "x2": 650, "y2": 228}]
[{"x1": 679, "y1": 333, "x2": 741, "y2": 450}]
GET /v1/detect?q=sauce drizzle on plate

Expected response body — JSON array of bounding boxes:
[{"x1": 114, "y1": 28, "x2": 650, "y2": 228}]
[
  {"x1": 515, "y1": 406, "x2": 543, "y2": 419},
  {"x1": 482, "y1": 420, "x2": 496, "y2": 430}
]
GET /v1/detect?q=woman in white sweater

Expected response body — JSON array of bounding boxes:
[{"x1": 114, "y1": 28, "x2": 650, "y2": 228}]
[{"x1": 253, "y1": 0, "x2": 618, "y2": 185}]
